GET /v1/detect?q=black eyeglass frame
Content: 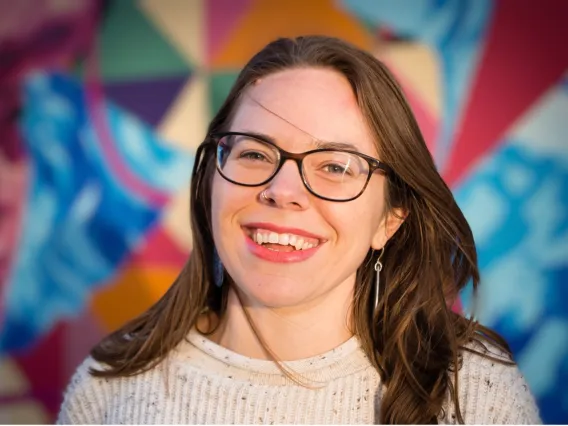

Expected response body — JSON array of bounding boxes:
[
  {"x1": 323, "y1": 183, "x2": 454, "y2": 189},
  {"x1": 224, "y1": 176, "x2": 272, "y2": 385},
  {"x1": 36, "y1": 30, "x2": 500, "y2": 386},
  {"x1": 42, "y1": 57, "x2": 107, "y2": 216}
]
[{"x1": 207, "y1": 131, "x2": 394, "y2": 202}]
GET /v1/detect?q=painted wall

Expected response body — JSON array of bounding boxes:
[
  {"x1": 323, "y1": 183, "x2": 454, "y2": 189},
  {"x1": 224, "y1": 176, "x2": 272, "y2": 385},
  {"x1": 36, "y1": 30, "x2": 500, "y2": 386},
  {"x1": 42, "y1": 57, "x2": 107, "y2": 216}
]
[{"x1": 0, "y1": 0, "x2": 566, "y2": 423}]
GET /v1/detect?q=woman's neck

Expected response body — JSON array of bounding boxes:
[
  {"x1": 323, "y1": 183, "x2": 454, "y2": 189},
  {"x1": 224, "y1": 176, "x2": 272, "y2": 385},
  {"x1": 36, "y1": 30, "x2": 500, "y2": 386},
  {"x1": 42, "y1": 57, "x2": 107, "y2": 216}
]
[{"x1": 204, "y1": 284, "x2": 355, "y2": 361}]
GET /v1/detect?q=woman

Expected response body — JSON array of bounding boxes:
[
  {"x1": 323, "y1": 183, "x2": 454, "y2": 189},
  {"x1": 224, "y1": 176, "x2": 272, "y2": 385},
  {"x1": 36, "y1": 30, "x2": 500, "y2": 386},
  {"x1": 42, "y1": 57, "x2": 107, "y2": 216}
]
[{"x1": 58, "y1": 36, "x2": 540, "y2": 424}]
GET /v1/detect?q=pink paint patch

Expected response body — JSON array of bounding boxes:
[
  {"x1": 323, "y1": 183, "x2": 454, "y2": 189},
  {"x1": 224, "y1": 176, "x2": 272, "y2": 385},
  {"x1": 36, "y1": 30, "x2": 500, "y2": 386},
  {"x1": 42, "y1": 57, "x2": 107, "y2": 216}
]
[
  {"x1": 444, "y1": 0, "x2": 568, "y2": 186},
  {"x1": 451, "y1": 298, "x2": 463, "y2": 314},
  {"x1": 404, "y1": 91, "x2": 438, "y2": 155},
  {"x1": 0, "y1": 153, "x2": 29, "y2": 329},
  {"x1": 130, "y1": 225, "x2": 188, "y2": 269},
  {"x1": 206, "y1": 0, "x2": 254, "y2": 64},
  {"x1": 0, "y1": 0, "x2": 101, "y2": 84},
  {"x1": 0, "y1": 0, "x2": 93, "y2": 41}
]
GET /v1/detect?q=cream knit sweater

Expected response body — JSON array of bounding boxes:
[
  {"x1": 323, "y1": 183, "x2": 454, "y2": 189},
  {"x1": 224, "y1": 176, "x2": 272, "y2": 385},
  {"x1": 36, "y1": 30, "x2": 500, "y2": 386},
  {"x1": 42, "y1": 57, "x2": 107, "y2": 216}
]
[{"x1": 57, "y1": 330, "x2": 541, "y2": 424}]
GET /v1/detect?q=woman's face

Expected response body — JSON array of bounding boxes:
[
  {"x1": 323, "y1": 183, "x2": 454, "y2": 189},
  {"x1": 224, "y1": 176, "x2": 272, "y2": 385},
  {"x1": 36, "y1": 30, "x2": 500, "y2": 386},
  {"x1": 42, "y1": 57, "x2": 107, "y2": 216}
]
[{"x1": 211, "y1": 67, "x2": 398, "y2": 309}]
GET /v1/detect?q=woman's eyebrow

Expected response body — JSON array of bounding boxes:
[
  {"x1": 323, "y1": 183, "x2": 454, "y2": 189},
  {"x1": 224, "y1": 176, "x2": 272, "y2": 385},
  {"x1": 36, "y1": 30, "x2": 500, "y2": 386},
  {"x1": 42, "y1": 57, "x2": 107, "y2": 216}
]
[
  {"x1": 239, "y1": 130, "x2": 278, "y2": 145},
  {"x1": 315, "y1": 140, "x2": 360, "y2": 152},
  {"x1": 241, "y1": 131, "x2": 360, "y2": 153}
]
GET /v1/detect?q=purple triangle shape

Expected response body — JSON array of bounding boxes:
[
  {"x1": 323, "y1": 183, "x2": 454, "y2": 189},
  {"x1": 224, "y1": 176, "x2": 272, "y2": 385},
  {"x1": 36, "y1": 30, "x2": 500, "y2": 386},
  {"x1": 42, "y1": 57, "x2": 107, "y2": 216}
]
[{"x1": 104, "y1": 74, "x2": 190, "y2": 127}]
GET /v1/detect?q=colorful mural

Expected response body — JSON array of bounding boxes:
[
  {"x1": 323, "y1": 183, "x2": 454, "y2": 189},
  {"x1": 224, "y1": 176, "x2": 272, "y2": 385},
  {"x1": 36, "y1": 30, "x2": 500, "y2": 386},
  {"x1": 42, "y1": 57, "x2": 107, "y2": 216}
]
[{"x1": 0, "y1": 0, "x2": 566, "y2": 423}]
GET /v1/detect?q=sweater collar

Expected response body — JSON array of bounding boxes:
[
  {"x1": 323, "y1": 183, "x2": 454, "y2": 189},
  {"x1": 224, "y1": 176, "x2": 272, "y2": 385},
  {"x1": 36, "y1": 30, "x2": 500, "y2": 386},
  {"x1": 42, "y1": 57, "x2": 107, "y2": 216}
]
[{"x1": 176, "y1": 329, "x2": 374, "y2": 383}]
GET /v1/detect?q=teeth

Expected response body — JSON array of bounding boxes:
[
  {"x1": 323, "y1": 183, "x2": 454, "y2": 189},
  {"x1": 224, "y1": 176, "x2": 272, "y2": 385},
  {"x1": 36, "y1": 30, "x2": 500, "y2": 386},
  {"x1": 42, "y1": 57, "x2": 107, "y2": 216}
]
[{"x1": 251, "y1": 230, "x2": 318, "y2": 250}]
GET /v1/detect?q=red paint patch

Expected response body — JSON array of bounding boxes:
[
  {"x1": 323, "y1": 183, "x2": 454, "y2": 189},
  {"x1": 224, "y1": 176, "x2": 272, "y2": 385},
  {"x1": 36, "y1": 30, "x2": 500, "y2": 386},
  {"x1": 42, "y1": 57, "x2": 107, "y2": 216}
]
[
  {"x1": 444, "y1": 0, "x2": 568, "y2": 186},
  {"x1": 12, "y1": 323, "x2": 66, "y2": 419}
]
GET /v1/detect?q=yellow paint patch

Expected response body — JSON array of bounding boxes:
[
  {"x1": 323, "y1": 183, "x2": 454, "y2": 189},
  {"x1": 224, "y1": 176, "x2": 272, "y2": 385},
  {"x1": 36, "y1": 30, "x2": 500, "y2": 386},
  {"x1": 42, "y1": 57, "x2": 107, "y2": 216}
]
[
  {"x1": 0, "y1": 357, "x2": 29, "y2": 396},
  {"x1": 158, "y1": 75, "x2": 209, "y2": 151},
  {"x1": 376, "y1": 42, "x2": 441, "y2": 118},
  {"x1": 0, "y1": 400, "x2": 49, "y2": 424},
  {"x1": 139, "y1": 0, "x2": 205, "y2": 66},
  {"x1": 162, "y1": 189, "x2": 193, "y2": 253}
]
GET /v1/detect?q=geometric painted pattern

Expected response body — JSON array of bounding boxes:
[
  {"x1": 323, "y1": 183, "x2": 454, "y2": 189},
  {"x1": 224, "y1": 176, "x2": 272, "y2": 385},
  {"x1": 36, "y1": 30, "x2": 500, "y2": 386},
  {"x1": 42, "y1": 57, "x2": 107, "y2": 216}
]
[{"x1": 1, "y1": 0, "x2": 567, "y2": 423}]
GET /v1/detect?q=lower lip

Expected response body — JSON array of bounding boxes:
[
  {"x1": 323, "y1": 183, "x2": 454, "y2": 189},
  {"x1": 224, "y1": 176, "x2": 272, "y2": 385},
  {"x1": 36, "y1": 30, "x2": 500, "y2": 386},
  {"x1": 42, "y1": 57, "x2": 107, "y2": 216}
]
[{"x1": 244, "y1": 233, "x2": 321, "y2": 263}]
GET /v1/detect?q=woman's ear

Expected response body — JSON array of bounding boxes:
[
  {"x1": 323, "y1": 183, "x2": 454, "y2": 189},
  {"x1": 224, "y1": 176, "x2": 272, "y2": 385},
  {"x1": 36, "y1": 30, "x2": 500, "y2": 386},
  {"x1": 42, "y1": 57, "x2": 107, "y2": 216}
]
[{"x1": 371, "y1": 208, "x2": 407, "y2": 250}]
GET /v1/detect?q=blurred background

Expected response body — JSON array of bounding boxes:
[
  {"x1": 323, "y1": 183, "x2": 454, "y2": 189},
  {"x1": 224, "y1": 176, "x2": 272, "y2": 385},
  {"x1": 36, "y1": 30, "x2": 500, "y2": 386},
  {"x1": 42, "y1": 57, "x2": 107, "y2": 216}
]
[{"x1": 0, "y1": 0, "x2": 567, "y2": 423}]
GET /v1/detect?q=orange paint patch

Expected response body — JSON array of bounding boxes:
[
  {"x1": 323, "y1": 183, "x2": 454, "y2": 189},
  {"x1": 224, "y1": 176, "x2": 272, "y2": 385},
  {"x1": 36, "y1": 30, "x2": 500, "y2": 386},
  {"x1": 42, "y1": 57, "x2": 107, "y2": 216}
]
[
  {"x1": 91, "y1": 265, "x2": 179, "y2": 332},
  {"x1": 212, "y1": 0, "x2": 374, "y2": 69}
]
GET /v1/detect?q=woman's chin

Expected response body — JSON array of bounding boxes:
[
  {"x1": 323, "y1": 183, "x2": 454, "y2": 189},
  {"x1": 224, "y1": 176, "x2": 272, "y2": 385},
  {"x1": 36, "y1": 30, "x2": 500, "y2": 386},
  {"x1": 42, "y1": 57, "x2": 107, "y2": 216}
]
[{"x1": 232, "y1": 280, "x2": 316, "y2": 310}]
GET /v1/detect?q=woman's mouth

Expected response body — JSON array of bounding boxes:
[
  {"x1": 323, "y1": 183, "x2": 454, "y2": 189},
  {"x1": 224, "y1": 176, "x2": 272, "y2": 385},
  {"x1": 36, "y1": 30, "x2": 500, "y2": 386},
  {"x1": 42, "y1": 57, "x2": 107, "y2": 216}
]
[
  {"x1": 241, "y1": 223, "x2": 325, "y2": 263},
  {"x1": 246, "y1": 228, "x2": 320, "y2": 252}
]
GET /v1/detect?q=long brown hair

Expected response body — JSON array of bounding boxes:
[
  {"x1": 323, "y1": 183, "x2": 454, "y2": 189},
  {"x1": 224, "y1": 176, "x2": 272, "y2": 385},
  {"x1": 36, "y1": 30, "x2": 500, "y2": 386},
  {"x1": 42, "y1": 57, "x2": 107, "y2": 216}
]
[{"x1": 90, "y1": 36, "x2": 510, "y2": 424}]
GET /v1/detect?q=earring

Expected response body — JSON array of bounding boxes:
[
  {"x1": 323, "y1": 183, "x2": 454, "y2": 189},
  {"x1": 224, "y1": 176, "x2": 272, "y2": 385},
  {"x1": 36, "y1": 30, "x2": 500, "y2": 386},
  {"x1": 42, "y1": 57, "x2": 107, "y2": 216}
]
[
  {"x1": 374, "y1": 248, "x2": 385, "y2": 311},
  {"x1": 213, "y1": 249, "x2": 224, "y2": 287}
]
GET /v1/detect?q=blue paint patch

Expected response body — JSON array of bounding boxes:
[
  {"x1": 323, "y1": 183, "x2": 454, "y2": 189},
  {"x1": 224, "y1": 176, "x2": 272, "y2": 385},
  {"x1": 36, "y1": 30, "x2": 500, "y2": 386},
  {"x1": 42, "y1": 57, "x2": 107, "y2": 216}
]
[
  {"x1": 454, "y1": 108, "x2": 568, "y2": 422},
  {"x1": 0, "y1": 73, "x2": 192, "y2": 353}
]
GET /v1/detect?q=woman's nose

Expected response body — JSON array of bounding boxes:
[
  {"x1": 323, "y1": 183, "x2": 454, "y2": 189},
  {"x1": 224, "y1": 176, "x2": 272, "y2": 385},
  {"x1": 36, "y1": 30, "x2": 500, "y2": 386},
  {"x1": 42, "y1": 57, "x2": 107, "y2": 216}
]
[{"x1": 260, "y1": 160, "x2": 310, "y2": 210}]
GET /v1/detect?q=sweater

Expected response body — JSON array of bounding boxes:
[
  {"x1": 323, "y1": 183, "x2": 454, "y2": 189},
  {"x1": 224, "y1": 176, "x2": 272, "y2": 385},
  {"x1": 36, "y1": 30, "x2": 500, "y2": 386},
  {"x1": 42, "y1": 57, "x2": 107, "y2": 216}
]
[{"x1": 57, "y1": 330, "x2": 541, "y2": 424}]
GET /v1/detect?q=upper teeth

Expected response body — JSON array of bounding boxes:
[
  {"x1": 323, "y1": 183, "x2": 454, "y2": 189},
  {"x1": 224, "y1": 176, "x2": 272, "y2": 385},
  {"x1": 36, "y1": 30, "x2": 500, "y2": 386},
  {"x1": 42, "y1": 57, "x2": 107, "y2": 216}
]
[{"x1": 252, "y1": 230, "x2": 318, "y2": 250}]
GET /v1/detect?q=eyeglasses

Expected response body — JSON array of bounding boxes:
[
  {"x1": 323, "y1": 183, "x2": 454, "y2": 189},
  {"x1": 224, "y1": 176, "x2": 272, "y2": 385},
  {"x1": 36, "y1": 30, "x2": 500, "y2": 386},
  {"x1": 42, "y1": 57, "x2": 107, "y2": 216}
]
[{"x1": 209, "y1": 132, "x2": 392, "y2": 202}]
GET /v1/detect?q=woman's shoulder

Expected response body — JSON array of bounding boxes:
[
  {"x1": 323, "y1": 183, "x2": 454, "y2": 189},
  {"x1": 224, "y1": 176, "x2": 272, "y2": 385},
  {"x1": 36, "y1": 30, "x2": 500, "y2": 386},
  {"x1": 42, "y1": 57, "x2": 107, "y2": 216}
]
[
  {"x1": 57, "y1": 355, "x2": 168, "y2": 424},
  {"x1": 460, "y1": 337, "x2": 513, "y2": 370},
  {"x1": 449, "y1": 338, "x2": 542, "y2": 424},
  {"x1": 57, "y1": 356, "x2": 113, "y2": 424}
]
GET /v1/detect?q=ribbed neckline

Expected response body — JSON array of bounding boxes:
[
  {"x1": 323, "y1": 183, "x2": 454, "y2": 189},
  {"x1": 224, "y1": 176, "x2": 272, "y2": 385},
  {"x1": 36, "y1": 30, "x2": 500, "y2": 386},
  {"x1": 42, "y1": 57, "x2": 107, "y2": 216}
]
[{"x1": 183, "y1": 328, "x2": 370, "y2": 378}]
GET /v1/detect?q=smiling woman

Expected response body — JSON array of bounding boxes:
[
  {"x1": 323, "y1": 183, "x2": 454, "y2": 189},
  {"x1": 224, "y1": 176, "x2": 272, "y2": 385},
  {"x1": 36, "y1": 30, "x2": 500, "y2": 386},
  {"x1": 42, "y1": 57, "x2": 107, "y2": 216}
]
[{"x1": 57, "y1": 36, "x2": 541, "y2": 425}]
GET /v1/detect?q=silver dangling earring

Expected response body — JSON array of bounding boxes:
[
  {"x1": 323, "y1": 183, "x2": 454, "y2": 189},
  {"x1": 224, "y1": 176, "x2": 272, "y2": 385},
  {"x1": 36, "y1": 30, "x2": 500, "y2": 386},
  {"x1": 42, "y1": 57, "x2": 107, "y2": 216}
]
[{"x1": 374, "y1": 248, "x2": 385, "y2": 311}]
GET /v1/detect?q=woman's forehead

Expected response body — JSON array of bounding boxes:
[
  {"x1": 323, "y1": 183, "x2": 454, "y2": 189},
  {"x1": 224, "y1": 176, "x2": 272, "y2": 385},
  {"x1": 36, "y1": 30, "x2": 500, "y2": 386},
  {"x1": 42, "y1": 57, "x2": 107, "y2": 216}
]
[{"x1": 231, "y1": 69, "x2": 378, "y2": 155}]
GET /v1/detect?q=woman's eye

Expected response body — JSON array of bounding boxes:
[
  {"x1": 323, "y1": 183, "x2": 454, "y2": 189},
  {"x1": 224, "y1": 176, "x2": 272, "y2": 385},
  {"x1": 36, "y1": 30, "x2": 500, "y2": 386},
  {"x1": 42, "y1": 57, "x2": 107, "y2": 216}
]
[
  {"x1": 239, "y1": 151, "x2": 268, "y2": 161},
  {"x1": 324, "y1": 163, "x2": 352, "y2": 175}
]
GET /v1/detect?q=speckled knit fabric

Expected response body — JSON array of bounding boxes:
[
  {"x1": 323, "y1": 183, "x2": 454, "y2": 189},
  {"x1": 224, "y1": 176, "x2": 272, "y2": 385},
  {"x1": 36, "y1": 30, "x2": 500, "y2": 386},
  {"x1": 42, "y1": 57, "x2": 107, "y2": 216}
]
[{"x1": 57, "y1": 330, "x2": 541, "y2": 424}]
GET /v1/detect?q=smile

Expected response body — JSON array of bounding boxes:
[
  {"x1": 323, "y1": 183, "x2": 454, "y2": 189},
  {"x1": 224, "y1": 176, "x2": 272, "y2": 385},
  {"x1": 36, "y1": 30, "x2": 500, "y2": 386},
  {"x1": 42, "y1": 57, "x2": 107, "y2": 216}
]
[
  {"x1": 248, "y1": 228, "x2": 320, "y2": 251},
  {"x1": 242, "y1": 223, "x2": 325, "y2": 263}
]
